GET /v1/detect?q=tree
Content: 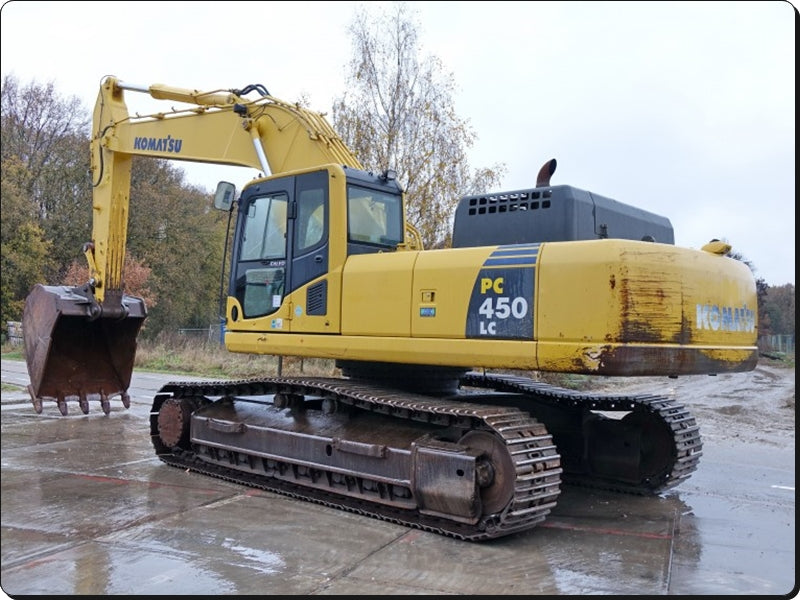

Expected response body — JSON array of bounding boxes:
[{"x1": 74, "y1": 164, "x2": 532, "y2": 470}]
[
  {"x1": 0, "y1": 157, "x2": 53, "y2": 324},
  {"x1": 1, "y1": 74, "x2": 227, "y2": 338},
  {"x1": 125, "y1": 156, "x2": 229, "y2": 337},
  {"x1": 726, "y1": 246, "x2": 777, "y2": 339},
  {"x1": 332, "y1": 2, "x2": 506, "y2": 249},
  {"x1": 762, "y1": 283, "x2": 795, "y2": 337},
  {"x1": 755, "y1": 277, "x2": 772, "y2": 337},
  {"x1": 64, "y1": 252, "x2": 157, "y2": 309},
  {"x1": 1, "y1": 75, "x2": 92, "y2": 279}
]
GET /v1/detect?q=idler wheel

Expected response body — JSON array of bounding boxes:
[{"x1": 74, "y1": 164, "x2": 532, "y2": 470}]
[
  {"x1": 157, "y1": 398, "x2": 194, "y2": 449},
  {"x1": 620, "y1": 410, "x2": 675, "y2": 483},
  {"x1": 458, "y1": 431, "x2": 515, "y2": 514}
]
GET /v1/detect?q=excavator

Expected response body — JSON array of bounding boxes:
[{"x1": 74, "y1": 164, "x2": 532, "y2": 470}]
[{"x1": 22, "y1": 76, "x2": 758, "y2": 541}]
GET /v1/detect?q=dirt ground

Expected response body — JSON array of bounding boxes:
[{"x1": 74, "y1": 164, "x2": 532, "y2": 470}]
[{"x1": 583, "y1": 357, "x2": 796, "y2": 448}]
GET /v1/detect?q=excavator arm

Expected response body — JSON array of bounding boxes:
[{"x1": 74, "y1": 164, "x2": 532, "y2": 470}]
[{"x1": 22, "y1": 75, "x2": 371, "y2": 414}]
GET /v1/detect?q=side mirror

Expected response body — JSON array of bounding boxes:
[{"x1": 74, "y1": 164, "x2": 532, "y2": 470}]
[{"x1": 214, "y1": 181, "x2": 237, "y2": 211}]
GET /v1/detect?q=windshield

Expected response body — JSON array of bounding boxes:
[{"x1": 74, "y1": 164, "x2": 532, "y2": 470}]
[{"x1": 240, "y1": 194, "x2": 288, "y2": 261}]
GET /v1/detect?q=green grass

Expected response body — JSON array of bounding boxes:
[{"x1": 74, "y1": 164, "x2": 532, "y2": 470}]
[
  {"x1": 759, "y1": 351, "x2": 795, "y2": 370},
  {"x1": 133, "y1": 336, "x2": 338, "y2": 379},
  {"x1": 1, "y1": 348, "x2": 24, "y2": 360},
  {"x1": 1, "y1": 335, "x2": 338, "y2": 379}
]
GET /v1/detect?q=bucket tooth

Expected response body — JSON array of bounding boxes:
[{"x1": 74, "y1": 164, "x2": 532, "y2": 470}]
[
  {"x1": 79, "y1": 391, "x2": 90, "y2": 415},
  {"x1": 57, "y1": 394, "x2": 68, "y2": 416},
  {"x1": 28, "y1": 385, "x2": 43, "y2": 414},
  {"x1": 100, "y1": 392, "x2": 111, "y2": 415}
]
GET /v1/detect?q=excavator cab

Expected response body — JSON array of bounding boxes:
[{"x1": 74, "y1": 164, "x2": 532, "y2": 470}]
[{"x1": 22, "y1": 283, "x2": 146, "y2": 415}]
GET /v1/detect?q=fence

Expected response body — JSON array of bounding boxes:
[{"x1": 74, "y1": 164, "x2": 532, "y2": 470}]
[
  {"x1": 177, "y1": 322, "x2": 225, "y2": 345},
  {"x1": 759, "y1": 334, "x2": 795, "y2": 355}
]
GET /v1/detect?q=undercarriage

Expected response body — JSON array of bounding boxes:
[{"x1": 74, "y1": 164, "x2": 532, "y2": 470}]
[{"x1": 149, "y1": 372, "x2": 701, "y2": 541}]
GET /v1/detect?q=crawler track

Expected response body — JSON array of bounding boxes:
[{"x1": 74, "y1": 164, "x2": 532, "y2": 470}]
[
  {"x1": 149, "y1": 372, "x2": 701, "y2": 540},
  {"x1": 460, "y1": 372, "x2": 703, "y2": 494},
  {"x1": 150, "y1": 377, "x2": 562, "y2": 541}
]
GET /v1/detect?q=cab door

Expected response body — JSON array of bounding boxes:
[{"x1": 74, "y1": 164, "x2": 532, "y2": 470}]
[
  {"x1": 288, "y1": 170, "x2": 329, "y2": 317},
  {"x1": 230, "y1": 170, "x2": 329, "y2": 324}
]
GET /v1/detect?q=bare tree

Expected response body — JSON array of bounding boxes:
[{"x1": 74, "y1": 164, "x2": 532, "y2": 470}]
[{"x1": 332, "y1": 2, "x2": 505, "y2": 248}]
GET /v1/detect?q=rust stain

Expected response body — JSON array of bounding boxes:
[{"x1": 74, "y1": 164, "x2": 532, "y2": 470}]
[
  {"x1": 616, "y1": 269, "x2": 684, "y2": 344},
  {"x1": 674, "y1": 313, "x2": 693, "y2": 345},
  {"x1": 583, "y1": 345, "x2": 758, "y2": 376}
]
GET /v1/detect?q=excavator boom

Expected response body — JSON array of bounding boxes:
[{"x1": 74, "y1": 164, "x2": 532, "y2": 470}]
[{"x1": 23, "y1": 76, "x2": 368, "y2": 414}]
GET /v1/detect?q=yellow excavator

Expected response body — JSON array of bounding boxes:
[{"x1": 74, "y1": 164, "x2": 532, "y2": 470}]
[{"x1": 22, "y1": 76, "x2": 758, "y2": 540}]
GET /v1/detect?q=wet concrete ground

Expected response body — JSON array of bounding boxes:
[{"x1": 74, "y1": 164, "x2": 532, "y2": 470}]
[{"x1": 1, "y1": 358, "x2": 795, "y2": 596}]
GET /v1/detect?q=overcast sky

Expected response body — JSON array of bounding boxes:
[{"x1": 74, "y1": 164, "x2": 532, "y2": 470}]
[{"x1": 1, "y1": 0, "x2": 795, "y2": 285}]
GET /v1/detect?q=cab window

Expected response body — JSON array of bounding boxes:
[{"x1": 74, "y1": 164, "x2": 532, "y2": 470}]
[
  {"x1": 347, "y1": 186, "x2": 403, "y2": 247},
  {"x1": 296, "y1": 187, "x2": 326, "y2": 252}
]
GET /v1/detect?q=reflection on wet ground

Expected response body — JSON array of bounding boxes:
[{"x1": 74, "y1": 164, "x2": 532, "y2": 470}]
[{"x1": 0, "y1": 360, "x2": 795, "y2": 596}]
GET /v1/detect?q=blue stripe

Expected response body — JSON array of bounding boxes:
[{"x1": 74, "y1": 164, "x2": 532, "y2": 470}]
[
  {"x1": 484, "y1": 257, "x2": 537, "y2": 266},
  {"x1": 482, "y1": 243, "x2": 540, "y2": 267},
  {"x1": 491, "y1": 249, "x2": 539, "y2": 259},
  {"x1": 495, "y1": 243, "x2": 541, "y2": 251}
]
